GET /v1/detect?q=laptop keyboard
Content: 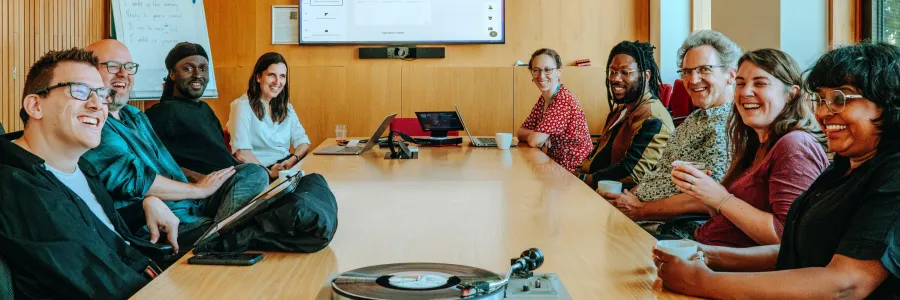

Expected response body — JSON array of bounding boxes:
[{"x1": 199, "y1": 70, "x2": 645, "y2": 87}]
[
  {"x1": 478, "y1": 138, "x2": 496, "y2": 144},
  {"x1": 337, "y1": 147, "x2": 362, "y2": 153}
]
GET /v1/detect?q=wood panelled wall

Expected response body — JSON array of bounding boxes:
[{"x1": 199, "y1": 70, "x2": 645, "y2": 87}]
[
  {"x1": 0, "y1": 0, "x2": 149, "y2": 133},
  {"x1": 204, "y1": 0, "x2": 650, "y2": 147}
]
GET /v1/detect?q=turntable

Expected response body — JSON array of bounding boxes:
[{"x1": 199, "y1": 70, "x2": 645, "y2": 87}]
[{"x1": 329, "y1": 248, "x2": 571, "y2": 299}]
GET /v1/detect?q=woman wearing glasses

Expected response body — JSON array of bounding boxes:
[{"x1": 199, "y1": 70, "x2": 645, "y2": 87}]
[
  {"x1": 667, "y1": 49, "x2": 828, "y2": 247},
  {"x1": 517, "y1": 48, "x2": 592, "y2": 173},
  {"x1": 655, "y1": 43, "x2": 900, "y2": 299},
  {"x1": 227, "y1": 52, "x2": 311, "y2": 180}
]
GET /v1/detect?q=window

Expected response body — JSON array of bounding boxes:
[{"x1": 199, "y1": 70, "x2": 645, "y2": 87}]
[{"x1": 865, "y1": 0, "x2": 900, "y2": 44}]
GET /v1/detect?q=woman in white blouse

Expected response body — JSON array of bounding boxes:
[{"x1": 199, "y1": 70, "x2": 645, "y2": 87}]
[{"x1": 227, "y1": 52, "x2": 310, "y2": 179}]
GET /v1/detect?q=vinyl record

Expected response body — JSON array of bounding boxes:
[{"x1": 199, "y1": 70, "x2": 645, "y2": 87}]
[{"x1": 332, "y1": 263, "x2": 504, "y2": 300}]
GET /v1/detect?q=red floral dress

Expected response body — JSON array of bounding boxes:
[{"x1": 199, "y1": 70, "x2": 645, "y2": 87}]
[{"x1": 521, "y1": 85, "x2": 593, "y2": 172}]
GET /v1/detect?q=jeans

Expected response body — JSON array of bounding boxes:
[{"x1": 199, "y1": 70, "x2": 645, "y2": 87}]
[
  {"x1": 169, "y1": 163, "x2": 269, "y2": 243},
  {"x1": 132, "y1": 164, "x2": 268, "y2": 266},
  {"x1": 199, "y1": 163, "x2": 269, "y2": 222}
]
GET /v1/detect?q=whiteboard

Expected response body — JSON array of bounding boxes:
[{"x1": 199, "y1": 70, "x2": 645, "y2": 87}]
[{"x1": 111, "y1": 0, "x2": 218, "y2": 100}]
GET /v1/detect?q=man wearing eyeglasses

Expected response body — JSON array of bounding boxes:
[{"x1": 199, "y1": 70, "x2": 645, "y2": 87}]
[
  {"x1": 578, "y1": 40, "x2": 674, "y2": 189},
  {"x1": 81, "y1": 40, "x2": 268, "y2": 255},
  {"x1": 0, "y1": 48, "x2": 153, "y2": 299},
  {"x1": 600, "y1": 30, "x2": 739, "y2": 236}
]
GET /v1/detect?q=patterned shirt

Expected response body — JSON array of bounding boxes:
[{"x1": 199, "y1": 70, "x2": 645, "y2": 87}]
[
  {"x1": 521, "y1": 84, "x2": 593, "y2": 172},
  {"x1": 634, "y1": 103, "x2": 733, "y2": 201}
]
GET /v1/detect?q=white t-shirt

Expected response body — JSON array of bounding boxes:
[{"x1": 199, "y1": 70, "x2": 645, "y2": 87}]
[
  {"x1": 227, "y1": 94, "x2": 311, "y2": 166},
  {"x1": 45, "y1": 164, "x2": 118, "y2": 234}
]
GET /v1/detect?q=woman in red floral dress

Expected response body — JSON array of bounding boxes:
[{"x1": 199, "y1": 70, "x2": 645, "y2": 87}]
[{"x1": 517, "y1": 48, "x2": 593, "y2": 173}]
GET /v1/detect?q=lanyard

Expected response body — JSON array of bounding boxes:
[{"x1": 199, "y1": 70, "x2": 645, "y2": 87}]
[{"x1": 542, "y1": 84, "x2": 562, "y2": 115}]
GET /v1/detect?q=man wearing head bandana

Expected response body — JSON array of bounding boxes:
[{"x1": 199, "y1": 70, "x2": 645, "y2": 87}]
[
  {"x1": 576, "y1": 41, "x2": 674, "y2": 189},
  {"x1": 146, "y1": 42, "x2": 243, "y2": 178}
]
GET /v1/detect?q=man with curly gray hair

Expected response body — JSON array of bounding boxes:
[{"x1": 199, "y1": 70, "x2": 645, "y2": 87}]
[{"x1": 602, "y1": 30, "x2": 741, "y2": 239}]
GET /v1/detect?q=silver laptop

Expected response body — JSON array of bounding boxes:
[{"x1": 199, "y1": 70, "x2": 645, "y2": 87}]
[
  {"x1": 314, "y1": 113, "x2": 397, "y2": 155},
  {"x1": 454, "y1": 104, "x2": 513, "y2": 147}
]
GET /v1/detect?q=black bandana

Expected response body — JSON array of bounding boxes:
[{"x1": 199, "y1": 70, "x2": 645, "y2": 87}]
[{"x1": 161, "y1": 42, "x2": 209, "y2": 98}]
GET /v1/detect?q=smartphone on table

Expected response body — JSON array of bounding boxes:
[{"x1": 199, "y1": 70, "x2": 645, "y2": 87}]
[{"x1": 187, "y1": 252, "x2": 264, "y2": 266}]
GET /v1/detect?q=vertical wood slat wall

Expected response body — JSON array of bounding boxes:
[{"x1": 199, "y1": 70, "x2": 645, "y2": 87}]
[{"x1": 1, "y1": 0, "x2": 113, "y2": 133}]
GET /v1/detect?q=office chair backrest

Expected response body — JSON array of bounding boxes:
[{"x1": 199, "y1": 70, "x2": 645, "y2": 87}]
[
  {"x1": 669, "y1": 79, "x2": 696, "y2": 125},
  {"x1": 389, "y1": 118, "x2": 459, "y2": 137},
  {"x1": 658, "y1": 83, "x2": 674, "y2": 107}
]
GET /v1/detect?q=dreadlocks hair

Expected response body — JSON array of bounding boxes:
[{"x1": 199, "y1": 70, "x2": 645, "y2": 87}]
[{"x1": 604, "y1": 40, "x2": 662, "y2": 109}]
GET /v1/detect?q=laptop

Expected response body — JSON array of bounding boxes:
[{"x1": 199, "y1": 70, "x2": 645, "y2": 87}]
[
  {"x1": 314, "y1": 113, "x2": 397, "y2": 155},
  {"x1": 454, "y1": 105, "x2": 514, "y2": 147},
  {"x1": 193, "y1": 171, "x2": 304, "y2": 247}
]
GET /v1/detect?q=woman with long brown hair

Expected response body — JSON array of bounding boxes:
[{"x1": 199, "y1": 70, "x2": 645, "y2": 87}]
[
  {"x1": 668, "y1": 48, "x2": 828, "y2": 247},
  {"x1": 227, "y1": 52, "x2": 311, "y2": 180}
]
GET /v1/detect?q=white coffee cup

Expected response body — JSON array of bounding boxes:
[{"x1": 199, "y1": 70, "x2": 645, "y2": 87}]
[
  {"x1": 674, "y1": 160, "x2": 707, "y2": 171},
  {"x1": 656, "y1": 240, "x2": 699, "y2": 260},
  {"x1": 596, "y1": 180, "x2": 623, "y2": 195},
  {"x1": 278, "y1": 170, "x2": 300, "y2": 182},
  {"x1": 495, "y1": 133, "x2": 513, "y2": 150}
]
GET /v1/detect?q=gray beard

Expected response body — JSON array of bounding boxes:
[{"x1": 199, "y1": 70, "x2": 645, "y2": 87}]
[{"x1": 107, "y1": 97, "x2": 129, "y2": 112}]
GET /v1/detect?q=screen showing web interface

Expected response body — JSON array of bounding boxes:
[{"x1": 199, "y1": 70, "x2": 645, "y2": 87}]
[
  {"x1": 299, "y1": 0, "x2": 505, "y2": 44},
  {"x1": 417, "y1": 112, "x2": 464, "y2": 131}
]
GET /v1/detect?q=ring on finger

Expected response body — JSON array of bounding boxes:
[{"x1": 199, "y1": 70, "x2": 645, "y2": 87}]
[{"x1": 689, "y1": 184, "x2": 694, "y2": 191}]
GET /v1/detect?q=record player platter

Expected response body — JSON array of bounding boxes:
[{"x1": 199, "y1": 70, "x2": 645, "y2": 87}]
[
  {"x1": 331, "y1": 263, "x2": 504, "y2": 300},
  {"x1": 329, "y1": 248, "x2": 571, "y2": 300}
]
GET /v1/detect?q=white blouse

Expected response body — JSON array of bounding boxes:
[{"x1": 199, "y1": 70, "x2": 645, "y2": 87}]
[{"x1": 227, "y1": 94, "x2": 311, "y2": 167}]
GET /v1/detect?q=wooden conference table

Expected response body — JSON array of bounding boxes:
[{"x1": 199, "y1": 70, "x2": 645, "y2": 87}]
[{"x1": 132, "y1": 138, "x2": 692, "y2": 299}]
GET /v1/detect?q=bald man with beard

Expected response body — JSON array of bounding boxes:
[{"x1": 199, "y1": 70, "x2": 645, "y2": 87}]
[{"x1": 82, "y1": 40, "x2": 269, "y2": 254}]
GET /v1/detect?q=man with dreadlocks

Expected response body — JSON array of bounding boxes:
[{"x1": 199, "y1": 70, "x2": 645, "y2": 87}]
[
  {"x1": 577, "y1": 40, "x2": 674, "y2": 189},
  {"x1": 600, "y1": 30, "x2": 739, "y2": 237}
]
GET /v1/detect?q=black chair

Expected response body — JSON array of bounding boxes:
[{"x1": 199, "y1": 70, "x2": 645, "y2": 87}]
[
  {"x1": 0, "y1": 255, "x2": 13, "y2": 300},
  {"x1": 652, "y1": 213, "x2": 710, "y2": 240}
]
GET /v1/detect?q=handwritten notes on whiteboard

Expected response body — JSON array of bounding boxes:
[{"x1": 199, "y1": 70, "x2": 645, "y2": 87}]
[{"x1": 112, "y1": 0, "x2": 218, "y2": 99}]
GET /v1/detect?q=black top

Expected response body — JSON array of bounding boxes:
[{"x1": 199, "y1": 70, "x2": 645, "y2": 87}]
[
  {"x1": 776, "y1": 146, "x2": 900, "y2": 299},
  {"x1": 0, "y1": 132, "x2": 150, "y2": 299},
  {"x1": 884, "y1": 221, "x2": 900, "y2": 281},
  {"x1": 145, "y1": 96, "x2": 239, "y2": 174}
]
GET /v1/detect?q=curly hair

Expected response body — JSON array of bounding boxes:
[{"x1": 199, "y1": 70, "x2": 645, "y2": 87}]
[
  {"x1": 805, "y1": 42, "x2": 900, "y2": 150},
  {"x1": 677, "y1": 30, "x2": 742, "y2": 69}
]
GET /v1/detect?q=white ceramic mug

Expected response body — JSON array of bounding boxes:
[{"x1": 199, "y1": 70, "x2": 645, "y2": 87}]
[
  {"x1": 674, "y1": 160, "x2": 706, "y2": 171},
  {"x1": 656, "y1": 240, "x2": 699, "y2": 260},
  {"x1": 596, "y1": 180, "x2": 623, "y2": 195},
  {"x1": 495, "y1": 133, "x2": 513, "y2": 150}
]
